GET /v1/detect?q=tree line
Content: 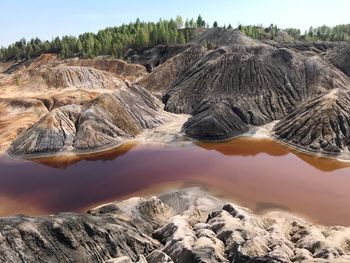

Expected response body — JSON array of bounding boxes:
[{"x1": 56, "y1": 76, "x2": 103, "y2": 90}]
[
  {"x1": 1, "y1": 15, "x2": 350, "y2": 61},
  {"x1": 0, "y1": 15, "x2": 206, "y2": 61},
  {"x1": 237, "y1": 23, "x2": 350, "y2": 42}
]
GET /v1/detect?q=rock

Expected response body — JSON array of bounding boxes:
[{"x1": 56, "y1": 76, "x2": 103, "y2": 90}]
[
  {"x1": 0, "y1": 212, "x2": 159, "y2": 263},
  {"x1": 104, "y1": 255, "x2": 147, "y2": 263},
  {"x1": 1, "y1": 188, "x2": 350, "y2": 262},
  {"x1": 90, "y1": 196, "x2": 173, "y2": 235},
  {"x1": 146, "y1": 250, "x2": 174, "y2": 263}
]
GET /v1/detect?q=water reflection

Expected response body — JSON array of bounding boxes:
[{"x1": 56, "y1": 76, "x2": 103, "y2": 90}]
[
  {"x1": 31, "y1": 142, "x2": 137, "y2": 168},
  {"x1": 198, "y1": 137, "x2": 350, "y2": 172},
  {"x1": 1, "y1": 137, "x2": 350, "y2": 226}
]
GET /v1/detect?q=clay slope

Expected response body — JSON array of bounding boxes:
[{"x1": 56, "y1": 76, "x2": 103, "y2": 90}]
[
  {"x1": 128, "y1": 44, "x2": 194, "y2": 71},
  {"x1": 2, "y1": 188, "x2": 350, "y2": 263},
  {"x1": 9, "y1": 85, "x2": 169, "y2": 155},
  {"x1": 193, "y1": 27, "x2": 259, "y2": 47},
  {"x1": 324, "y1": 43, "x2": 350, "y2": 77},
  {"x1": 163, "y1": 42, "x2": 350, "y2": 140},
  {"x1": 41, "y1": 65, "x2": 126, "y2": 89},
  {"x1": 274, "y1": 89, "x2": 350, "y2": 155},
  {"x1": 64, "y1": 58, "x2": 148, "y2": 81},
  {"x1": 137, "y1": 45, "x2": 205, "y2": 95}
]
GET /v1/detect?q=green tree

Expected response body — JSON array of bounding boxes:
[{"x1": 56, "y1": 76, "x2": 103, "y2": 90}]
[
  {"x1": 175, "y1": 15, "x2": 184, "y2": 29},
  {"x1": 213, "y1": 21, "x2": 218, "y2": 28},
  {"x1": 196, "y1": 15, "x2": 205, "y2": 27},
  {"x1": 189, "y1": 18, "x2": 196, "y2": 28},
  {"x1": 176, "y1": 31, "x2": 186, "y2": 44}
]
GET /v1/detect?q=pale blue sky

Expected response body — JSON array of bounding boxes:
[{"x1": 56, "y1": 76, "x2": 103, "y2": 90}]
[{"x1": 1, "y1": 0, "x2": 349, "y2": 47}]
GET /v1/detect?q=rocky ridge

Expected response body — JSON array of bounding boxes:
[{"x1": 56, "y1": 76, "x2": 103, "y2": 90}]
[{"x1": 1, "y1": 188, "x2": 350, "y2": 263}]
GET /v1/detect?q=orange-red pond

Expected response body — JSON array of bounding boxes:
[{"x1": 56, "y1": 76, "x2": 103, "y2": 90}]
[{"x1": 1, "y1": 137, "x2": 350, "y2": 226}]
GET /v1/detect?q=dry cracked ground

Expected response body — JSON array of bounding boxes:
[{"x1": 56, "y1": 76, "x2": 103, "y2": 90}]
[{"x1": 1, "y1": 28, "x2": 350, "y2": 262}]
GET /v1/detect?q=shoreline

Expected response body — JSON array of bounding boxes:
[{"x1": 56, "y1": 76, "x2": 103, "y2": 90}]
[{"x1": 6, "y1": 121, "x2": 350, "y2": 163}]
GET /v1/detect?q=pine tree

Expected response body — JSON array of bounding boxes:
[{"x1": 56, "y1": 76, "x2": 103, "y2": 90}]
[
  {"x1": 176, "y1": 31, "x2": 186, "y2": 44},
  {"x1": 213, "y1": 21, "x2": 218, "y2": 28},
  {"x1": 175, "y1": 15, "x2": 184, "y2": 29},
  {"x1": 196, "y1": 15, "x2": 205, "y2": 27},
  {"x1": 185, "y1": 19, "x2": 189, "y2": 28}
]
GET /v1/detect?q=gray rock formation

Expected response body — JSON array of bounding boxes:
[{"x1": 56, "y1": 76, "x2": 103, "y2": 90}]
[
  {"x1": 273, "y1": 88, "x2": 350, "y2": 155},
  {"x1": 162, "y1": 43, "x2": 349, "y2": 141},
  {"x1": 9, "y1": 85, "x2": 169, "y2": 155},
  {"x1": 193, "y1": 28, "x2": 259, "y2": 48},
  {"x1": 0, "y1": 208, "x2": 159, "y2": 263},
  {"x1": 127, "y1": 44, "x2": 194, "y2": 72},
  {"x1": 324, "y1": 43, "x2": 350, "y2": 77},
  {"x1": 9, "y1": 104, "x2": 82, "y2": 154},
  {"x1": 1, "y1": 188, "x2": 350, "y2": 263},
  {"x1": 137, "y1": 45, "x2": 205, "y2": 96}
]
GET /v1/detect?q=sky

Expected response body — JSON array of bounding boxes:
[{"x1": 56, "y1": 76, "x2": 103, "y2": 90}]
[{"x1": 1, "y1": 0, "x2": 349, "y2": 47}]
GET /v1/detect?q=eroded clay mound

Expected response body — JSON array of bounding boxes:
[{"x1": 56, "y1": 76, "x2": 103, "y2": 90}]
[
  {"x1": 274, "y1": 89, "x2": 350, "y2": 156},
  {"x1": 193, "y1": 27, "x2": 259, "y2": 47},
  {"x1": 9, "y1": 86, "x2": 168, "y2": 156},
  {"x1": 162, "y1": 36, "x2": 350, "y2": 141},
  {"x1": 182, "y1": 99, "x2": 250, "y2": 140},
  {"x1": 128, "y1": 44, "x2": 194, "y2": 71},
  {"x1": 268, "y1": 41, "x2": 338, "y2": 54},
  {"x1": 0, "y1": 211, "x2": 159, "y2": 263},
  {"x1": 324, "y1": 44, "x2": 350, "y2": 77},
  {"x1": 1, "y1": 188, "x2": 350, "y2": 263},
  {"x1": 137, "y1": 45, "x2": 205, "y2": 95},
  {"x1": 74, "y1": 85, "x2": 167, "y2": 151},
  {"x1": 10, "y1": 104, "x2": 82, "y2": 155},
  {"x1": 64, "y1": 58, "x2": 148, "y2": 81},
  {"x1": 42, "y1": 65, "x2": 126, "y2": 89}
]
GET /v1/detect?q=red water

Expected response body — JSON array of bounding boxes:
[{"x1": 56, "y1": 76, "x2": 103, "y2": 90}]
[{"x1": 1, "y1": 137, "x2": 350, "y2": 226}]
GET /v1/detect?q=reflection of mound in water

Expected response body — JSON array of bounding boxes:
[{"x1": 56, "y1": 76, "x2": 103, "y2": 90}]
[
  {"x1": 31, "y1": 142, "x2": 136, "y2": 168},
  {"x1": 197, "y1": 137, "x2": 289, "y2": 156},
  {"x1": 197, "y1": 137, "x2": 350, "y2": 172},
  {"x1": 30, "y1": 136, "x2": 350, "y2": 172}
]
